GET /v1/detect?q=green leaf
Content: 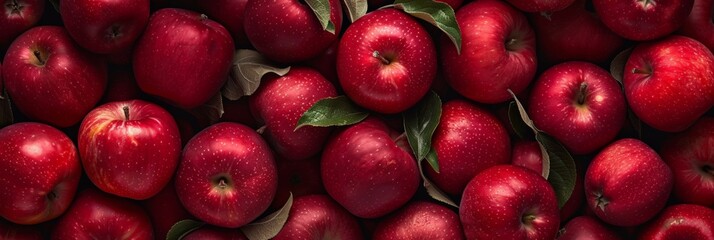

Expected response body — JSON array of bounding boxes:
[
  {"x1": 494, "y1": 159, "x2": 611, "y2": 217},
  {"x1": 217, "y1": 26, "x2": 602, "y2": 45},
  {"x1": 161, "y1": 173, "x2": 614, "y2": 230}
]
[
  {"x1": 166, "y1": 219, "x2": 204, "y2": 240},
  {"x1": 390, "y1": 0, "x2": 462, "y2": 54},
  {"x1": 609, "y1": 48, "x2": 633, "y2": 85},
  {"x1": 507, "y1": 89, "x2": 539, "y2": 134},
  {"x1": 241, "y1": 193, "x2": 294, "y2": 240},
  {"x1": 403, "y1": 91, "x2": 442, "y2": 161},
  {"x1": 49, "y1": 0, "x2": 60, "y2": 12},
  {"x1": 425, "y1": 147, "x2": 439, "y2": 173},
  {"x1": 417, "y1": 155, "x2": 457, "y2": 208},
  {"x1": 507, "y1": 101, "x2": 535, "y2": 140},
  {"x1": 536, "y1": 133, "x2": 576, "y2": 209},
  {"x1": 0, "y1": 90, "x2": 14, "y2": 129},
  {"x1": 295, "y1": 96, "x2": 369, "y2": 130},
  {"x1": 342, "y1": 0, "x2": 368, "y2": 22},
  {"x1": 305, "y1": 0, "x2": 336, "y2": 34},
  {"x1": 223, "y1": 49, "x2": 290, "y2": 101}
]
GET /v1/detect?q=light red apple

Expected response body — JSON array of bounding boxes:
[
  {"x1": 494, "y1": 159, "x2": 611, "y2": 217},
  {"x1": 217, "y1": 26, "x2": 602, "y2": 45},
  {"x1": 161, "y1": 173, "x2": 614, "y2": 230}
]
[
  {"x1": 593, "y1": 0, "x2": 693, "y2": 40},
  {"x1": 0, "y1": 0, "x2": 44, "y2": 49},
  {"x1": 273, "y1": 195, "x2": 363, "y2": 240},
  {"x1": 372, "y1": 201, "x2": 465, "y2": 240}
]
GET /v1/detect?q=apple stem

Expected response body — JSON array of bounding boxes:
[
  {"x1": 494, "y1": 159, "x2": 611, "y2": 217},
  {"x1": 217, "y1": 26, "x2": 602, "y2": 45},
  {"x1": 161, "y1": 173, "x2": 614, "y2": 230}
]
[
  {"x1": 703, "y1": 165, "x2": 713, "y2": 176},
  {"x1": 123, "y1": 106, "x2": 130, "y2": 121},
  {"x1": 200, "y1": 14, "x2": 208, "y2": 20},
  {"x1": 47, "y1": 191, "x2": 57, "y2": 201},
  {"x1": 33, "y1": 50, "x2": 46, "y2": 66},
  {"x1": 631, "y1": 68, "x2": 651, "y2": 75},
  {"x1": 372, "y1": 51, "x2": 391, "y2": 65},
  {"x1": 577, "y1": 82, "x2": 588, "y2": 105},
  {"x1": 521, "y1": 214, "x2": 537, "y2": 224},
  {"x1": 256, "y1": 125, "x2": 267, "y2": 134}
]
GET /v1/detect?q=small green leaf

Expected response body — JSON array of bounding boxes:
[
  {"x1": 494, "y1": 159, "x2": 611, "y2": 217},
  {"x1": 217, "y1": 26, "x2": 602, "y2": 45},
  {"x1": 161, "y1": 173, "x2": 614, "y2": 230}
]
[
  {"x1": 417, "y1": 156, "x2": 457, "y2": 208},
  {"x1": 342, "y1": 0, "x2": 368, "y2": 22},
  {"x1": 223, "y1": 49, "x2": 290, "y2": 101},
  {"x1": 609, "y1": 48, "x2": 633, "y2": 85},
  {"x1": 536, "y1": 133, "x2": 576, "y2": 209},
  {"x1": 507, "y1": 89, "x2": 539, "y2": 134},
  {"x1": 508, "y1": 101, "x2": 535, "y2": 140},
  {"x1": 403, "y1": 91, "x2": 442, "y2": 161},
  {"x1": 390, "y1": 0, "x2": 462, "y2": 54},
  {"x1": 0, "y1": 90, "x2": 14, "y2": 128},
  {"x1": 166, "y1": 219, "x2": 204, "y2": 240},
  {"x1": 295, "y1": 96, "x2": 369, "y2": 130},
  {"x1": 425, "y1": 147, "x2": 440, "y2": 173},
  {"x1": 241, "y1": 193, "x2": 294, "y2": 240},
  {"x1": 305, "y1": 0, "x2": 336, "y2": 34}
]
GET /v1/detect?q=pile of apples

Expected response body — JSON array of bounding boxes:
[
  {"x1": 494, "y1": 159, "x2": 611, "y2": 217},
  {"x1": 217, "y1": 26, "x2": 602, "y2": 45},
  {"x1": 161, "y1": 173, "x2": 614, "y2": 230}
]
[{"x1": 1, "y1": 0, "x2": 714, "y2": 239}]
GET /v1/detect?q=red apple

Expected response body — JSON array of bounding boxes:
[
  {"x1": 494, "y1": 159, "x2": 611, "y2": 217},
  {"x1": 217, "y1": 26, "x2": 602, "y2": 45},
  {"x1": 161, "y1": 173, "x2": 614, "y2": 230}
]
[
  {"x1": 2, "y1": 26, "x2": 107, "y2": 127},
  {"x1": 511, "y1": 140, "x2": 543, "y2": 174},
  {"x1": 175, "y1": 122, "x2": 278, "y2": 228},
  {"x1": 440, "y1": 0, "x2": 536, "y2": 104},
  {"x1": 100, "y1": 69, "x2": 141, "y2": 103},
  {"x1": 273, "y1": 195, "x2": 363, "y2": 240},
  {"x1": 529, "y1": 61, "x2": 626, "y2": 155},
  {"x1": 143, "y1": 179, "x2": 192, "y2": 240},
  {"x1": 585, "y1": 138, "x2": 673, "y2": 227},
  {"x1": 680, "y1": 0, "x2": 714, "y2": 51},
  {"x1": 321, "y1": 117, "x2": 420, "y2": 218},
  {"x1": 660, "y1": 117, "x2": 714, "y2": 207},
  {"x1": 60, "y1": 0, "x2": 150, "y2": 54},
  {"x1": 270, "y1": 157, "x2": 325, "y2": 210},
  {"x1": 460, "y1": 165, "x2": 560, "y2": 239},
  {"x1": 250, "y1": 67, "x2": 337, "y2": 161},
  {"x1": 638, "y1": 204, "x2": 714, "y2": 239},
  {"x1": 52, "y1": 188, "x2": 154, "y2": 239},
  {"x1": 0, "y1": 0, "x2": 44, "y2": 49},
  {"x1": 594, "y1": 0, "x2": 693, "y2": 40},
  {"x1": 183, "y1": 225, "x2": 247, "y2": 240},
  {"x1": 133, "y1": 8, "x2": 233, "y2": 109},
  {"x1": 195, "y1": 0, "x2": 250, "y2": 47},
  {"x1": 0, "y1": 122, "x2": 81, "y2": 225},
  {"x1": 624, "y1": 35, "x2": 714, "y2": 132},
  {"x1": 373, "y1": 201, "x2": 465, "y2": 240},
  {"x1": 506, "y1": 0, "x2": 575, "y2": 12},
  {"x1": 306, "y1": 41, "x2": 339, "y2": 85},
  {"x1": 243, "y1": 0, "x2": 342, "y2": 63},
  {"x1": 557, "y1": 216, "x2": 622, "y2": 240},
  {"x1": 0, "y1": 219, "x2": 44, "y2": 239},
  {"x1": 337, "y1": 8, "x2": 436, "y2": 114},
  {"x1": 426, "y1": 100, "x2": 511, "y2": 196}
]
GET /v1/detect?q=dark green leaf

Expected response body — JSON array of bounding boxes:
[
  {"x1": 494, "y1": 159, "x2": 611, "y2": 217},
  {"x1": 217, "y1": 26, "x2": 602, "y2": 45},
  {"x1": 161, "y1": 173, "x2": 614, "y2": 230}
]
[
  {"x1": 391, "y1": 0, "x2": 462, "y2": 54},
  {"x1": 295, "y1": 96, "x2": 369, "y2": 130},
  {"x1": 425, "y1": 147, "x2": 439, "y2": 173},
  {"x1": 609, "y1": 48, "x2": 633, "y2": 85},
  {"x1": 342, "y1": 0, "x2": 368, "y2": 22},
  {"x1": 417, "y1": 156, "x2": 457, "y2": 207},
  {"x1": 49, "y1": 0, "x2": 60, "y2": 12},
  {"x1": 305, "y1": 0, "x2": 336, "y2": 34},
  {"x1": 166, "y1": 219, "x2": 204, "y2": 240},
  {"x1": 0, "y1": 90, "x2": 14, "y2": 128},
  {"x1": 241, "y1": 193, "x2": 294, "y2": 240},
  {"x1": 535, "y1": 133, "x2": 576, "y2": 209},
  {"x1": 508, "y1": 101, "x2": 534, "y2": 140},
  {"x1": 507, "y1": 89, "x2": 539, "y2": 134},
  {"x1": 223, "y1": 49, "x2": 290, "y2": 101},
  {"x1": 403, "y1": 91, "x2": 442, "y2": 161}
]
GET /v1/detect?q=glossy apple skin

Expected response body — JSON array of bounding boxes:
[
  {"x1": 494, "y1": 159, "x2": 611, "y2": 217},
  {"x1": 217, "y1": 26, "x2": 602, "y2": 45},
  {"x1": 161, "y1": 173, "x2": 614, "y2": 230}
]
[
  {"x1": 638, "y1": 204, "x2": 714, "y2": 240},
  {"x1": 680, "y1": 0, "x2": 714, "y2": 51},
  {"x1": 585, "y1": 138, "x2": 673, "y2": 227},
  {"x1": 133, "y1": 8, "x2": 233, "y2": 109},
  {"x1": 60, "y1": 0, "x2": 149, "y2": 54},
  {"x1": 0, "y1": 123, "x2": 81, "y2": 225},
  {"x1": 143, "y1": 180, "x2": 192, "y2": 240},
  {"x1": 2, "y1": 26, "x2": 107, "y2": 127},
  {"x1": 273, "y1": 195, "x2": 363, "y2": 240},
  {"x1": 594, "y1": 0, "x2": 693, "y2": 40},
  {"x1": 337, "y1": 8, "x2": 436, "y2": 114},
  {"x1": 660, "y1": 117, "x2": 714, "y2": 207},
  {"x1": 460, "y1": 165, "x2": 560, "y2": 240},
  {"x1": 506, "y1": 0, "x2": 574, "y2": 12},
  {"x1": 270, "y1": 157, "x2": 325, "y2": 210},
  {"x1": 558, "y1": 216, "x2": 622, "y2": 240},
  {"x1": 529, "y1": 61, "x2": 626, "y2": 155},
  {"x1": 243, "y1": 0, "x2": 342, "y2": 63},
  {"x1": 426, "y1": 100, "x2": 511, "y2": 196},
  {"x1": 176, "y1": 122, "x2": 278, "y2": 228},
  {"x1": 195, "y1": 0, "x2": 250, "y2": 47},
  {"x1": 183, "y1": 226, "x2": 247, "y2": 240},
  {"x1": 373, "y1": 201, "x2": 465, "y2": 240},
  {"x1": 440, "y1": 0, "x2": 536, "y2": 104},
  {"x1": 0, "y1": 0, "x2": 44, "y2": 49},
  {"x1": 250, "y1": 67, "x2": 337, "y2": 161},
  {"x1": 624, "y1": 36, "x2": 714, "y2": 132},
  {"x1": 51, "y1": 189, "x2": 153, "y2": 240},
  {"x1": 322, "y1": 118, "x2": 420, "y2": 218},
  {"x1": 511, "y1": 140, "x2": 543, "y2": 174}
]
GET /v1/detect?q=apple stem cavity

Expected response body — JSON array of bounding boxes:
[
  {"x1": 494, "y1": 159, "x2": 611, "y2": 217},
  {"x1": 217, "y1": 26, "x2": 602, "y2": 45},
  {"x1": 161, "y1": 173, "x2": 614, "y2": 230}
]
[
  {"x1": 702, "y1": 165, "x2": 714, "y2": 176},
  {"x1": 576, "y1": 82, "x2": 588, "y2": 105},
  {"x1": 372, "y1": 51, "x2": 391, "y2": 65},
  {"x1": 505, "y1": 38, "x2": 519, "y2": 51},
  {"x1": 47, "y1": 191, "x2": 57, "y2": 201},
  {"x1": 33, "y1": 50, "x2": 47, "y2": 66},
  {"x1": 6, "y1": 0, "x2": 23, "y2": 14},
  {"x1": 122, "y1": 106, "x2": 130, "y2": 121},
  {"x1": 521, "y1": 214, "x2": 537, "y2": 225}
]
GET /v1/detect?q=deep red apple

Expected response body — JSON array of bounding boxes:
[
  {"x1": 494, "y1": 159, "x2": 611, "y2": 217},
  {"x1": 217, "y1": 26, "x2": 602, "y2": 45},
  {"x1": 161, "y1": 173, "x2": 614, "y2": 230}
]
[
  {"x1": 60, "y1": 0, "x2": 150, "y2": 54},
  {"x1": 426, "y1": 100, "x2": 511, "y2": 196},
  {"x1": 143, "y1": 179, "x2": 192, "y2": 240},
  {"x1": 250, "y1": 67, "x2": 337, "y2": 161},
  {"x1": 660, "y1": 117, "x2": 714, "y2": 207},
  {"x1": 337, "y1": 8, "x2": 436, "y2": 114},
  {"x1": 273, "y1": 195, "x2": 363, "y2": 239},
  {"x1": 133, "y1": 8, "x2": 234, "y2": 109},
  {"x1": 0, "y1": 219, "x2": 44, "y2": 239},
  {"x1": 680, "y1": 0, "x2": 714, "y2": 51},
  {"x1": 0, "y1": 122, "x2": 81, "y2": 225},
  {"x1": 195, "y1": 0, "x2": 250, "y2": 47},
  {"x1": 2, "y1": 26, "x2": 107, "y2": 127},
  {"x1": 52, "y1": 188, "x2": 154, "y2": 239},
  {"x1": 460, "y1": 165, "x2": 560, "y2": 239},
  {"x1": 585, "y1": 138, "x2": 672, "y2": 227},
  {"x1": 100, "y1": 69, "x2": 141, "y2": 103},
  {"x1": 440, "y1": 0, "x2": 536, "y2": 104},
  {"x1": 557, "y1": 216, "x2": 622, "y2": 240},
  {"x1": 306, "y1": 41, "x2": 339, "y2": 84},
  {"x1": 372, "y1": 201, "x2": 465, "y2": 240},
  {"x1": 175, "y1": 122, "x2": 278, "y2": 228},
  {"x1": 506, "y1": 0, "x2": 575, "y2": 12},
  {"x1": 594, "y1": 0, "x2": 693, "y2": 40},
  {"x1": 321, "y1": 117, "x2": 420, "y2": 218},
  {"x1": 243, "y1": 0, "x2": 342, "y2": 63},
  {"x1": 529, "y1": 61, "x2": 626, "y2": 155},
  {"x1": 511, "y1": 140, "x2": 543, "y2": 174},
  {"x1": 0, "y1": 0, "x2": 44, "y2": 49},
  {"x1": 624, "y1": 35, "x2": 714, "y2": 132},
  {"x1": 638, "y1": 204, "x2": 714, "y2": 239},
  {"x1": 270, "y1": 157, "x2": 325, "y2": 210},
  {"x1": 183, "y1": 225, "x2": 247, "y2": 240}
]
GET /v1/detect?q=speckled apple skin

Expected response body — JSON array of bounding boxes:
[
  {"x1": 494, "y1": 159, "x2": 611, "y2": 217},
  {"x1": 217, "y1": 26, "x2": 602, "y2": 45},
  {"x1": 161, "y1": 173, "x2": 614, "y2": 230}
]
[
  {"x1": 273, "y1": 195, "x2": 363, "y2": 240},
  {"x1": 638, "y1": 204, "x2": 714, "y2": 240},
  {"x1": 558, "y1": 216, "x2": 622, "y2": 240},
  {"x1": 680, "y1": 0, "x2": 714, "y2": 51},
  {"x1": 0, "y1": 0, "x2": 45, "y2": 49},
  {"x1": 373, "y1": 201, "x2": 465, "y2": 240},
  {"x1": 593, "y1": 0, "x2": 693, "y2": 40},
  {"x1": 511, "y1": 140, "x2": 543, "y2": 174}
]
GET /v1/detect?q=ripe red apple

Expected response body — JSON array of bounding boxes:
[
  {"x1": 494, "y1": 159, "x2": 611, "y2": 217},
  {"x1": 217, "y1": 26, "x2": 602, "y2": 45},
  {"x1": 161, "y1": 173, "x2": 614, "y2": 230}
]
[
  {"x1": 0, "y1": 0, "x2": 44, "y2": 49},
  {"x1": 506, "y1": 0, "x2": 574, "y2": 12},
  {"x1": 680, "y1": 0, "x2": 714, "y2": 51},
  {"x1": 133, "y1": 8, "x2": 234, "y2": 109},
  {"x1": 529, "y1": 61, "x2": 626, "y2": 155},
  {"x1": 426, "y1": 100, "x2": 511, "y2": 196},
  {"x1": 337, "y1": 8, "x2": 436, "y2": 114},
  {"x1": 557, "y1": 216, "x2": 622, "y2": 240},
  {"x1": 638, "y1": 204, "x2": 714, "y2": 239},
  {"x1": 250, "y1": 67, "x2": 337, "y2": 161},
  {"x1": 60, "y1": 0, "x2": 149, "y2": 54},
  {"x1": 243, "y1": 0, "x2": 342, "y2": 63},
  {"x1": 593, "y1": 0, "x2": 693, "y2": 40},
  {"x1": 176, "y1": 122, "x2": 278, "y2": 228},
  {"x1": 373, "y1": 201, "x2": 465, "y2": 240},
  {"x1": 195, "y1": 0, "x2": 250, "y2": 47},
  {"x1": 0, "y1": 219, "x2": 44, "y2": 239},
  {"x1": 321, "y1": 117, "x2": 420, "y2": 218},
  {"x1": 273, "y1": 195, "x2": 363, "y2": 239},
  {"x1": 306, "y1": 41, "x2": 339, "y2": 84},
  {"x1": 624, "y1": 35, "x2": 714, "y2": 132},
  {"x1": 0, "y1": 122, "x2": 81, "y2": 225},
  {"x1": 440, "y1": 0, "x2": 536, "y2": 104},
  {"x1": 52, "y1": 188, "x2": 154, "y2": 239},
  {"x1": 143, "y1": 179, "x2": 192, "y2": 240},
  {"x1": 270, "y1": 157, "x2": 325, "y2": 210},
  {"x1": 100, "y1": 69, "x2": 141, "y2": 103},
  {"x1": 585, "y1": 138, "x2": 673, "y2": 227},
  {"x1": 660, "y1": 117, "x2": 714, "y2": 207},
  {"x1": 460, "y1": 165, "x2": 560, "y2": 239},
  {"x1": 511, "y1": 140, "x2": 543, "y2": 174},
  {"x1": 183, "y1": 225, "x2": 247, "y2": 240},
  {"x1": 2, "y1": 26, "x2": 107, "y2": 127}
]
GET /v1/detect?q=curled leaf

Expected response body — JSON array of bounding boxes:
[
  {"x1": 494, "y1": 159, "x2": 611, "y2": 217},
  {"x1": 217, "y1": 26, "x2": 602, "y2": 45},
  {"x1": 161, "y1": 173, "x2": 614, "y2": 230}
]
[
  {"x1": 403, "y1": 91, "x2": 442, "y2": 162},
  {"x1": 240, "y1": 193, "x2": 294, "y2": 240},
  {"x1": 295, "y1": 96, "x2": 369, "y2": 130},
  {"x1": 536, "y1": 133, "x2": 576, "y2": 209},
  {"x1": 166, "y1": 219, "x2": 205, "y2": 240},
  {"x1": 609, "y1": 48, "x2": 633, "y2": 85},
  {"x1": 305, "y1": 0, "x2": 336, "y2": 33},
  {"x1": 342, "y1": 0, "x2": 368, "y2": 22},
  {"x1": 390, "y1": 0, "x2": 462, "y2": 54},
  {"x1": 223, "y1": 49, "x2": 290, "y2": 101},
  {"x1": 417, "y1": 154, "x2": 457, "y2": 208},
  {"x1": 425, "y1": 147, "x2": 440, "y2": 173}
]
